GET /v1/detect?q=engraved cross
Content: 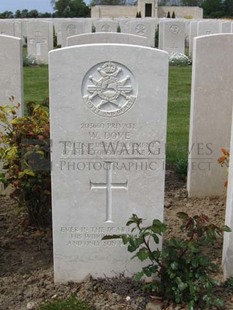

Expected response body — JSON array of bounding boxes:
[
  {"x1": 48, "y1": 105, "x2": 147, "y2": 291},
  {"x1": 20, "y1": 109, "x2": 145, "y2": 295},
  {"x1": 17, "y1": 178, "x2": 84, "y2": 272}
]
[{"x1": 90, "y1": 162, "x2": 128, "y2": 223}]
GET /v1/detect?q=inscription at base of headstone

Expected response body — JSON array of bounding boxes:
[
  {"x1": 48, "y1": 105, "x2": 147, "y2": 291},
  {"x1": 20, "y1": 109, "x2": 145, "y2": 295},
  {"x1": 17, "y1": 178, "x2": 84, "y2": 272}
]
[{"x1": 50, "y1": 44, "x2": 168, "y2": 282}]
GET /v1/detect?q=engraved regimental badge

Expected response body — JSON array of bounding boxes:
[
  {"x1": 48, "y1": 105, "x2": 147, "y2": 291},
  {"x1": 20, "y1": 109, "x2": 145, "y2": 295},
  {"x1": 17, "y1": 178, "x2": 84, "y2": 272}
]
[{"x1": 82, "y1": 61, "x2": 137, "y2": 117}]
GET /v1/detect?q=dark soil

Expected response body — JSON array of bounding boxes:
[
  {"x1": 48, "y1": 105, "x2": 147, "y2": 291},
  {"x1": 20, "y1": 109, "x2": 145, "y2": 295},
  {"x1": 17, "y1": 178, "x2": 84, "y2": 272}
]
[{"x1": 0, "y1": 170, "x2": 233, "y2": 310}]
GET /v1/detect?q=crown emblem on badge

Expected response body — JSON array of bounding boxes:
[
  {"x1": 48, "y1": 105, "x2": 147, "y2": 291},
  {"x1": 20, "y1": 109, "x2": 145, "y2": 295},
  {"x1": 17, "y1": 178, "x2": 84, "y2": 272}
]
[{"x1": 100, "y1": 62, "x2": 117, "y2": 74}]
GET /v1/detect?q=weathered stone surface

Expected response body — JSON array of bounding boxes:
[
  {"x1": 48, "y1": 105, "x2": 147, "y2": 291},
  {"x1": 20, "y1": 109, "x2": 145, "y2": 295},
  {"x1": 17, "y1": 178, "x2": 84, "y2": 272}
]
[
  {"x1": 188, "y1": 34, "x2": 233, "y2": 197},
  {"x1": 49, "y1": 43, "x2": 168, "y2": 282},
  {"x1": 67, "y1": 32, "x2": 150, "y2": 46},
  {"x1": 27, "y1": 21, "x2": 53, "y2": 64}
]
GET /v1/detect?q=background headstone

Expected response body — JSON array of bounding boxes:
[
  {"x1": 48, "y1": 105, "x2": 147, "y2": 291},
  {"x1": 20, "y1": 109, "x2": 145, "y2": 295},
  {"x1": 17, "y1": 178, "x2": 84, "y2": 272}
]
[
  {"x1": 197, "y1": 20, "x2": 220, "y2": 36},
  {"x1": 67, "y1": 32, "x2": 150, "y2": 46},
  {"x1": 50, "y1": 43, "x2": 168, "y2": 282},
  {"x1": 61, "y1": 20, "x2": 92, "y2": 47},
  {"x1": 127, "y1": 19, "x2": 155, "y2": 47},
  {"x1": 220, "y1": 21, "x2": 232, "y2": 33},
  {"x1": 0, "y1": 35, "x2": 24, "y2": 192},
  {"x1": 189, "y1": 21, "x2": 198, "y2": 56},
  {"x1": 222, "y1": 109, "x2": 233, "y2": 279},
  {"x1": 159, "y1": 20, "x2": 185, "y2": 55},
  {"x1": 0, "y1": 21, "x2": 15, "y2": 36},
  {"x1": 27, "y1": 21, "x2": 53, "y2": 64},
  {"x1": 187, "y1": 34, "x2": 233, "y2": 197},
  {"x1": 94, "y1": 20, "x2": 118, "y2": 32}
]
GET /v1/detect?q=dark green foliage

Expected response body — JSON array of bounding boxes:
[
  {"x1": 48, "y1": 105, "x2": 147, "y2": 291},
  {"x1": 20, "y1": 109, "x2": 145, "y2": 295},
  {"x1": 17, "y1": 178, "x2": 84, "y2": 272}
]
[
  {"x1": 138, "y1": 11, "x2": 142, "y2": 17},
  {"x1": 180, "y1": 0, "x2": 203, "y2": 6},
  {"x1": 154, "y1": 25, "x2": 159, "y2": 48},
  {"x1": 117, "y1": 25, "x2": 121, "y2": 32},
  {"x1": 8, "y1": 9, "x2": 53, "y2": 18},
  {"x1": 223, "y1": 276, "x2": 233, "y2": 293},
  {"x1": 53, "y1": 26, "x2": 57, "y2": 48},
  {"x1": 202, "y1": 0, "x2": 225, "y2": 17},
  {"x1": 172, "y1": 11, "x2": 175, "y2": 18},
  {"x1": 104, "y1": 213, "x2": 231, "y2": 308},
  {"x1": 23, "y1": 56, "x2": 37, "y2": 67},
  {"x1": 38, "y1": 296, "x2": 94, "y2": 310},
  {"x1": 0, "y1": 101, "x2": 51, "y2": 228},
  {"x1": 90, "y1": 0, "x2": 126, "y2": 5},
  {"x1": 173, "y1": 0, "x2": 233, "y2": 18},
  {"x1": 167, "y1": 11, "x2": 170, "y2": 18},
  {"x1": 53, "y1": 0, "x2": 90, "y2": 17},
  {"x1": 224, "y1": 0, "x2": 233, "y2": 17},
  {"x1": 136, "y1": 12, "x2": 139, "y2": 17},
  {"x1": 0, "y1": 11, "x2": 14, "y2": 18},
  {"x1": 174, "y1": 157, "x2": 188, "y2": 180}
]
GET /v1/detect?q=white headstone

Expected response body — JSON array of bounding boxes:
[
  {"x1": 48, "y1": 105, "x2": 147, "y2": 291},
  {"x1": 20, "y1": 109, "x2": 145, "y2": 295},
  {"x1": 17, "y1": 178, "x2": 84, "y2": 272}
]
[
  {"x1": 189, "y1": 21, "x2": 198, "y2": 56},
  {"x1": 27, "y1": 21, "x2": 53, "y2": 64},
  {"x1": 159, "y1": 20, "x2": 185, "y2": 55},
  {"x1": 94, "y1": 20, "x2": 118, "y2": 32},
  {"x1": 127, "y1": 20, "x2": 155, "y2": 47},
  {"x1": 118, "y1": 18, "x2": 131, "y2": 33},
  {"x1": 197, "y1": 20, "x2": 220, "y2": 36},
  {"x1": 67, "y1": 32, "x2": 150, "y2": 46},
  {"x1": 53, "y1": 19, "x2": 64, "y2": 46},
  {"x1": 220, "y1": 21, "x2": 232, "y2": 33},
  {"x1": 0, "y1": 35, "x2": 23, "y2": 111},
  {"x1": 187, "y1": 34, "x2": 233, "y2": 197},
  {"x1": 222, "y1": 109, "x2": 233, "y2": 279},
  {"x1": 14, "y1": 20, "x2": 23, "y2": 39},
  {"x1": 0, "y1": 20, "x2": 15, "y2": 36},
  {"x1": 0, "y1": 35, "x2": 24, "y2": 192},
  {"x1": 184, "y1": 20, "x2": 191, "y2": 48},
  {"x1": 49, "y1": 43, "x2": 168, "y2": 282},
  {"x1": 158, "y1": 19, "x2": 165, "y2": 50},
  {"x1": 61, "y1": 20, "x2": 92, "y2": 47}
]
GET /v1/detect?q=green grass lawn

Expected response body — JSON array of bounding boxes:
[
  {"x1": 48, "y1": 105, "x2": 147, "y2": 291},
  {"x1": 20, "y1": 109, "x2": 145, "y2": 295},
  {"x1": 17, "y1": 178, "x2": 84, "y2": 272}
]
[
  {"x1": 167, "y1": 66, "x2": 192, "y2": 164},
  {"x1": 24, "y1": 65, "x2": 49, "y2": 103},
  {"x1": 23, "y1": 64, "x2": 192, "y2": 165}
]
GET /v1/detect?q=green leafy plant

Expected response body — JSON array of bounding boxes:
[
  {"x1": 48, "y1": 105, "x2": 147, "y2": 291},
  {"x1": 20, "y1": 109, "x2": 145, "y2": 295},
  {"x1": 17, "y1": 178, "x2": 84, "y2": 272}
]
[
  {"x1": 222, "y1": 276, "x2": 233, "y2": 293},
  {"x1": 174, "y1": 157, "x2": 188, "y2": 180},
  {"x1": 169, "y1": 53, "x2": 192, "y2": 66},
  {"x1": 38, "y1": 296, "x2": 94, "y2": 310},
  {"x1": 0, "y1": 99, "x2": 51, "y2": 227},
  {"x1": 103, "y1": 213, "x2": 231, "y2": 309},
  {"x1": 154, "y1": 24, "x2": 159, "y2": 48},
  {"x1": 23, "y1": 55, "x2": 37, "y2": 67}
]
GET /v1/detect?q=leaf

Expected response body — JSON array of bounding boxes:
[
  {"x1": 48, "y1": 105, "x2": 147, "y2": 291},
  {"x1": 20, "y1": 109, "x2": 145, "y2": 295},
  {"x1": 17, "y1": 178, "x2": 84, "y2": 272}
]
[
  {"x1": 136, "y1": 248, "x2": 149, "y2": 261},
  {"x1": 176, "y1": 212, "x2": 189, "y2": 220},
  {"x1": 134, "y1": 271, "x2": 144, "y2": 281},
  {"x1": 152, "y1": 234, "x2": 159, "y2": 244},
  {"x1": 171, "y1": 262, "x2": 178, "y2": 270},
  {"x1": 178, "y1": 282, "x2": 188, "y2": 291},
  {"x1": 221, "y1": 225, "x2": 231, "y2": 232},
  {"x1": 102, "y1": 234, "x2": 121, "y2": 240}
]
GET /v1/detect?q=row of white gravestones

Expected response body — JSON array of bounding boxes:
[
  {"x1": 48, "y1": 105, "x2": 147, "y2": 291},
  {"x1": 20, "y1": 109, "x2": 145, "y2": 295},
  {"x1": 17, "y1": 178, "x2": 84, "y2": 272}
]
[
  {"x1": 187, "y1": 34, "x2": 233, "y2": 197},
  {"x1": 0, "y1": 20, "x2": 24, "y2": 42},
  {"x1": 27, "y1": 21, "x2": 53, "y2": 64},
  {"x1": 0, "y1": 35, "x2": 24, "y2": 192},
  {"x1": 189, "y1": 20, "x2": 233, "y2": 56},
  {"x1": 49, "y1": 43, "x2": 168, "y2": 282},
  {"x1": 61, "y1": 19, "x2": 157, "y2": 47},
  {"x1": 159, "y1": 20, "x2": 185, "y2": 55},
  {"x1": 60, "y1": 20, "x2": 93, "y2": 47},
  {"x1": 67, "y1": 32, "x2": 151, "y2": 47}
]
